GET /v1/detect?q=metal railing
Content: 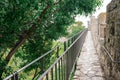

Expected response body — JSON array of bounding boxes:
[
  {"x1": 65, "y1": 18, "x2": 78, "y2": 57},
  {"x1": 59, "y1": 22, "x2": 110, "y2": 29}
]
[
  {"x1": 101, "y1": 46, "x2": 120, "y2": 63},
  {"x1": 38, "y1": 29, "x2": 87, "y2": 80},
  {"x1": 4, "y1": 29, "x2": 88, "y2": 80}
]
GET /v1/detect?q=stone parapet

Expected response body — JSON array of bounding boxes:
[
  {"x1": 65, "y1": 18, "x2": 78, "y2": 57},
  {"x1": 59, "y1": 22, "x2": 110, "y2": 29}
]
[
  {"x1": 89, "y1": 0, "x2": 120, "y2": 80},
  {"x1": 100, "y1": 0, "x2": 120, "y2": 80}
]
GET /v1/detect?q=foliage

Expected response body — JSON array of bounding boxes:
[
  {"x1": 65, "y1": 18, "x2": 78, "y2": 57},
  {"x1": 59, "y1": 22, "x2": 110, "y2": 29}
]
[
  {"x1": 0, "y1": 0, "x2": 102, "y2": 79},
  {"x1": 67, "y1": 21, "x2": 85, "y2": 37}
]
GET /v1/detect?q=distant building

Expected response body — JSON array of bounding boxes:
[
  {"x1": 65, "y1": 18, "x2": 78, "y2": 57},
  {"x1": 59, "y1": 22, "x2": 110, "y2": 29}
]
[
  {"x1": 97, "y1": 12, "x2": 106, "y2": 40},
  {"x1": 89, "y1": 13, "x2": 106, "y2": 46},
  {"x1": 89, "y1": 16, "x2": 98, "y2": 46}
]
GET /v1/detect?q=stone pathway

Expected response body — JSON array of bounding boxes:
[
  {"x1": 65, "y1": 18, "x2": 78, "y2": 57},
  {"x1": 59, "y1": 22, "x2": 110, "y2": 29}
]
[{"x1": 73, "y1": 31, "x2": 105, "y2": 80}]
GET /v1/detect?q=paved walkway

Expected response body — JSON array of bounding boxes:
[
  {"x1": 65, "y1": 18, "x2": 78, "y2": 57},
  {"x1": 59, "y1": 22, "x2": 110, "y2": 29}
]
[{"x1": 73, "y1": 31, "x2": 105, "y2": 80}]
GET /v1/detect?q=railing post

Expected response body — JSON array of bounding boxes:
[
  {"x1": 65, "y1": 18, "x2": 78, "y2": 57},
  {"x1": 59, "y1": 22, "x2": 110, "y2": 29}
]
[
  {"x1": 58, "y1": 60, "x2": 61, "y2": 80},
  {"x1": 46, "y1": 73, "x2": 48, "y2": 80},
  {"x1": 41, "y1": 58, "x2": 44, "y2": 73},
  {"x1": 11, "y1": 71, "x2": 18, "y2": 80},
  {"x1": 51, "y1": 68, "x2": 53, "y2": 80},
  {"x1": 61, "y1": 58, "x2": 64, "y2": 80},
  {"x1": 56, "y1": 46, "x2": 59, "y2": 58},
  {"x1": 64, "y1": 42, "x2": 66, "y2": 51},
  {"x1": 68, "y1": 40, "x2": 70, "y2": 47},
  {"x1": 63, "y1": 55, "x2": 66, "y2": 80},
  {"x1": 55, "y1": 64, "x2": 58, "y2": 80},
  {"x1": 66, "y1": 51, "x2": 69, "y2": 80},
  {"x1": 72, "y1": 37, "x2": 74, "y2": 43}
]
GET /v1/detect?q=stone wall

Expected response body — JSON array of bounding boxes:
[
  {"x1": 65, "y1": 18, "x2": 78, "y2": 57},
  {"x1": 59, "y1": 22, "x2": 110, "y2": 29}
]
[
  {"x1": 89, "y1": 0, "x2": 120, "y2": 79},
  {"x1": 89, "y1": 13, "x2": 106, "y2": 47},
  {"x1": 99, "y1": 0, "x2": 120, "y2": 80},
  {"x1": 98, "y1": 13, "x2": 106, "y2": 40}
]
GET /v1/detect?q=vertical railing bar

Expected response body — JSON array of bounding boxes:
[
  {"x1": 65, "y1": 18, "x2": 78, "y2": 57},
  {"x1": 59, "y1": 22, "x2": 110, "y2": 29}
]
[
  {"x1": 56, "y1": 46, "x2": 59, "y2": 58},
  {"x1": 46, "y1": 73, "x2": 48, "y2": 80},
  {"x1": 66, "y1": 51, "x2": 68, "y2": 80},
  {"x1": 68, "y1": 40, "x2": 70, "y2": 47},
  {"x1": 71, "y1": 37, "x2": 73, "y2": 43},
  {"x1": 11, "y1": 75, "x2": 14, "y2": 80},
  {"x1": 59, "y1": 60, "x2": 60, "y2": 80},
  {"x1": 41, "y1": 57, "x2": 44, "y2": 73},
  {"x1": 64, "y1": 55, "x2": 66, "y2": 80},
  {"x1": 11, "y1": 71, "x2": 18, "y2": 80},
  {"x1": 64, "y1": 42, "x2": 66, "y2": 51},
  {"x1": 15, "y1": 72, "x2": 18, "y2": 80},
  {"x1": 51, "y1": 68, "x2": 53, "y2": 80},
  {"x1": 69, "y1": 46, "x2": 72, "y2": 73},
  {"x1": 61, "y1": 57, "x2": 63, "y2": 80},
  {"x1": 70, "y1": 38, "x2": 71, "y2": 45},
  {"x1": 55, "y1": 64, "x2": 57, "y2": 80},
  {"x1": 71, "y1": 45, "x2": 74, "y2": 69}
]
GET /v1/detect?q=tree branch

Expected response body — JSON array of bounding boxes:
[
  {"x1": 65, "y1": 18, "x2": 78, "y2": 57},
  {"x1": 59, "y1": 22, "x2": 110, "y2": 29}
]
[{"x1": 5, "y1": 0, "x2": 62, "y2": 61}]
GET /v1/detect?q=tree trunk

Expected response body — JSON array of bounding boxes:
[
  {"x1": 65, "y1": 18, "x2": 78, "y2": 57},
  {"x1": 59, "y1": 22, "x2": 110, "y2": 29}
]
[{"x1": 1, "y1": 0, "x2": 62, "y2": 79}]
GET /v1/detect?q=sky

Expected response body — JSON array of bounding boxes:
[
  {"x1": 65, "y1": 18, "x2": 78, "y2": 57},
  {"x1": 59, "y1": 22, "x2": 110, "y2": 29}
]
[{"x1": 75, "y1": 0, "x2": 112, "y2": 27}]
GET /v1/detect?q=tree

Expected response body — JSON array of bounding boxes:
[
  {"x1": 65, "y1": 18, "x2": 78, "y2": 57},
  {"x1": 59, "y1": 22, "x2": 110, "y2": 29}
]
[
  {"x1": 67, "y1": 21, "x2": 85, "y2": 37},
  {"x1": 0, "y1": 0, "x2": 102, "y2": 79}
]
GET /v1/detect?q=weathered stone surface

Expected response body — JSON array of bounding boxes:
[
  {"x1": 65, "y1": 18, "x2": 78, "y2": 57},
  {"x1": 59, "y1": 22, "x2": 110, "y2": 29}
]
[
  {"x1": 73, "y1": 76, "x2": 78, "y2": 79},
  {"x1": 79, "y1": 77, "x2": 91, "y2": 80},
  {"x1": 92, "y1": 77, "x2": 105, "y2": 80},
  {"x1": 98, "y1": 13, "x2": 106, "y2": 39},
  {"x1": 73, "y1": 31, "x2": 104, "y2": 80},
  {"x1": 102, "y1": 0, "x2": 120, "y2": 80},
  {"x1": 74, "y1": 71, "x2": 81, "y2": 76}
]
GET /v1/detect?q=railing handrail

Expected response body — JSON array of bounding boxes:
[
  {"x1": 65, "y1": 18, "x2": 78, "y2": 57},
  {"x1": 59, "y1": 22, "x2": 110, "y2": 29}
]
[
  {"x1": 38, "y1": 29, "x2": 87, "y2": 80},
  {"x1": 101, "y1": 46, "x2": 120, "y2": 63},
  {"x1": 4, "y1": 29, "x2": 86, "y2": 80},
  {"x1": 4, "y1": 45, "x2": 59, "y2": 80}
]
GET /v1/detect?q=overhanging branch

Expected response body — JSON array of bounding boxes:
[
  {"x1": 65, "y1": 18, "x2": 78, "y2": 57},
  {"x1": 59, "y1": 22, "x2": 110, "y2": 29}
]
[{"x1": 6, "y1": 0, "x2": 62, "y2": 61}]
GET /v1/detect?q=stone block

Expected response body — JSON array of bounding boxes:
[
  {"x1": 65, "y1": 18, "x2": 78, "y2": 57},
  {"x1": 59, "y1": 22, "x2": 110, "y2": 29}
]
[
  {"x1": 116, "y1": 9, "x2": 120, "y2": 20},
  {"x1": 92, "y1": 77, "x2": 105, "y2": 80},
  {"x1": 115, "y1": 22, "x2": 120, "y2": 36}
]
